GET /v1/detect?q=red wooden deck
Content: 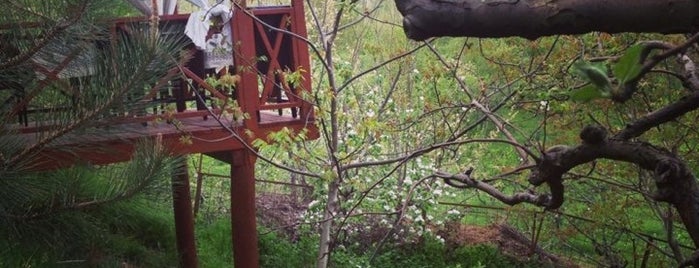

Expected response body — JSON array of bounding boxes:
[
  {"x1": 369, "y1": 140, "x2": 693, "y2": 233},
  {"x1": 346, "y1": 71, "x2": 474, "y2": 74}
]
[
  {"x1": 7, "y1": 1, "x2": 317, "y2": 171},
  {"x1": 17, "y1": 110, "x2": 317, "y2": 170},
  {"x1": 3, "y1": 1, "x2": 314, "y2": 267}
]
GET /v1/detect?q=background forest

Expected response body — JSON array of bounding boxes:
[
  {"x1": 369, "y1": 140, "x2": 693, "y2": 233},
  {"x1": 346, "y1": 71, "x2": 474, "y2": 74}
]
[{"x1": 1, "y1": 0, "x2": 698, "y2": 267}]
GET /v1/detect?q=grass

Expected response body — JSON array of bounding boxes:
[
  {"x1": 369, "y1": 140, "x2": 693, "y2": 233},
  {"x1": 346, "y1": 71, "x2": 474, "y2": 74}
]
[
  {"x1": 197, "y1": 218, "x2": 234, "y2": 267},
  {"x1": 0, "y1": 198, "x2": 178, "y2": 268}
]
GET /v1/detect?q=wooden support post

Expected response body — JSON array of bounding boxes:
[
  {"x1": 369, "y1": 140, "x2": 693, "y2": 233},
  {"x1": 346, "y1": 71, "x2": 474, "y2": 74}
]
[
  {"x1": 231, "y1": 0, "x2": 261, "y2": 126},
  {"x1": 230, "y1": 149, "x2": 259, "y2": 268},
  {"x1": 172, "y1": 156, "x2": 199, "y2": 268}
]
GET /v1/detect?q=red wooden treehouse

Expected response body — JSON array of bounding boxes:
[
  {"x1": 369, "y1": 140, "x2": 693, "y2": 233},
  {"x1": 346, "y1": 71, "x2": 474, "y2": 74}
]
[{"x1": 4, "y1": 0, "x2": 316, "y2": 267}]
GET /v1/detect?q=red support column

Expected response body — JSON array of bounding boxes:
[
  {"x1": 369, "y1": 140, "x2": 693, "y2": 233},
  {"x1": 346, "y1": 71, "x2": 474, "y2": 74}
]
[
  {"x1": 290, "y1": 0, "x2": 314, "y2": 121},
  {"x1": 172, "y1": 156, "x2": 199, "y2": 268},
  {"x1": 230, "y1": 149, "x2": 259, "y2": 268},
  {"x1": 231, "y1": 0, "x2": 261, "y2": 127}
]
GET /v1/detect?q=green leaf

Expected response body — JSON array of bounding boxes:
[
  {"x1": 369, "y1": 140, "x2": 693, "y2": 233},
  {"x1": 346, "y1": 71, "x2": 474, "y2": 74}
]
[
  {"x1": 574, "y1": 61, "x2": 611, "y2": 91},
  {"x1": 251, "y1": 138, "x2": 268, "y2": 148},
  {"x1": 570, "y1": 84, "x2": 606, "y2": 102},
  {"x1": 613, "y1": 44, "x2": 644, "y2": 84}
]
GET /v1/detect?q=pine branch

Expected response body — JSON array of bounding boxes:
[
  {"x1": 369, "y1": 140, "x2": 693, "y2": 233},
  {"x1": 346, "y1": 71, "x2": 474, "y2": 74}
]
[
  {"x1": 6, "y1": 139, "x2": 172, "y2": 220},
  {"x1": 0, "y1": 0, "x2": 90, "y2": 70},
  {"x1": 6, "y1": 30, "x2": 187, "y2": 168}
]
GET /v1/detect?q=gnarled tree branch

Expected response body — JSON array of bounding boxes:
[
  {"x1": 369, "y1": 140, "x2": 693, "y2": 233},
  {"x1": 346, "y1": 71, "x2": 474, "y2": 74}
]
[
  {"x1": 442, "y1": 125, "x2": 699, "y2": 248},
  {"x1": 528, "y1": 125, "x2": 699, "y2": 248}
]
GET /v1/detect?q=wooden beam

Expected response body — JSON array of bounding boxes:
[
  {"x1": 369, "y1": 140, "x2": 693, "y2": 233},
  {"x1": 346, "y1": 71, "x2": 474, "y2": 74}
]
[{"x1": 230, "y1": 149, "x2": 259, "y2": 268}]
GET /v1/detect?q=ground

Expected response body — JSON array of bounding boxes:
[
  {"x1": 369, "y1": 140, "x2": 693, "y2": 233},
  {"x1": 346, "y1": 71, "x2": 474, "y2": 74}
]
[{"x1": 255, "y1": 193, "x2": 576, "y2": 267}]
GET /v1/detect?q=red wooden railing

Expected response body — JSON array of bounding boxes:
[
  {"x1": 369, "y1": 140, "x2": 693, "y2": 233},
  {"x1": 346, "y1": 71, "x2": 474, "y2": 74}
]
[{"x1": 231, "y1": 0, "x2": 313, "y2": 128}]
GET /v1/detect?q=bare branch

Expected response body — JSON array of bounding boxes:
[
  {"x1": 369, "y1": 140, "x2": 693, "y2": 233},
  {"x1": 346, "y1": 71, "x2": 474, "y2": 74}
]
[
  {"x1": 343, "y1": 138, "x2": 539, "y2": 170},
  {"x1": 614, "y1": 90, "x2": 699, "y2": 140}
]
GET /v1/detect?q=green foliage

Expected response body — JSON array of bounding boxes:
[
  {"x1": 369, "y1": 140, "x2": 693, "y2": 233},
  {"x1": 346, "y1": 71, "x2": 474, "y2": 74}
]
[
  {"x1": 570, "y1": 84, "x2": 608, "y2": 102},
  {"x1": 0, "y1": 1, "x2": 690, "y2": 267},
  {"x1": 571, "y1": 61, "x2": 612, "y2": 101},
  {"x1": 613, "y1": 44, "x2": 644, "y2": 84},
  {"x1": 196, "y1": 220, "x2": 318, "y2": 267},
  {"x1": 571, "y1": 44, "x2": 645, "y2": 102},
  {"x1": 451, "y1": 244, "x2": 542, "y2": 268}
]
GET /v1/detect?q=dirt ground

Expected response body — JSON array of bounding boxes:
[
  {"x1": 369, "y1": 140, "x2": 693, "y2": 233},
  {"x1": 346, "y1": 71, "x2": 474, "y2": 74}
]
[{"x1": 256, "y1": 193, "x2": 577, "y2": 267}]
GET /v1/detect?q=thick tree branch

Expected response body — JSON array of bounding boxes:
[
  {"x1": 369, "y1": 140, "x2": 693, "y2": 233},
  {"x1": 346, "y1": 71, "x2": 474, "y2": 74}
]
[
  {"x1": 394, "y1": 0, "x2": 699, "y2": 40},
  {"x1": 441, "y1": 125, "x2": 699, "y2": 248},
  {"x1": 527, "y1": 125, "x2": 699, "y2": 248}
]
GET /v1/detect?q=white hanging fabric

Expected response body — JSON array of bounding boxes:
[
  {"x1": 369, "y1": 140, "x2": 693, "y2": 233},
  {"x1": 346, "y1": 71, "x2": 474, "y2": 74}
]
[
  {"x1": 184, "y1": 5, "x2": 232, "y2": 50},
  {"x1": 184, "y1": 1, "x2": 234, "y2": 69}
]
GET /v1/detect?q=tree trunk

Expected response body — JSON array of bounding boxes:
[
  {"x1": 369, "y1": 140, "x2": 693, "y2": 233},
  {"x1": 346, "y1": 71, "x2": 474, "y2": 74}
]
[
  {"x1": 394, "y1": 0, "x2": 699, "y2": 40},
  {"x1": 171, "y1": 156, "x2": 199, "y2": 268},
  {"x1": 317, "y1": 179, "x2": 340, "y2": 268}
]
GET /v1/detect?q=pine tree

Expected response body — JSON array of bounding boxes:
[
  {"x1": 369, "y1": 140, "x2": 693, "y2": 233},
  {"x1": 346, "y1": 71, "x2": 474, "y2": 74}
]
[{"x1": 0, "y1": 0, "x2": 188, "y2": 265}]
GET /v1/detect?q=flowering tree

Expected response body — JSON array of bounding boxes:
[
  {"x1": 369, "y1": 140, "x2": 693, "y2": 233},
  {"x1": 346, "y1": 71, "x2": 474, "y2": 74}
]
[{"x1": 392, "y1": 0, "x2": 699, "y2": 266}]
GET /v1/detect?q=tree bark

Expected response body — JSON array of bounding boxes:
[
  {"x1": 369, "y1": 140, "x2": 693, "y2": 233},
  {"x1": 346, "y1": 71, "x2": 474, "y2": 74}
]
[{"x1": 394, "y1": 0, "x2": 699, "y2": 40}]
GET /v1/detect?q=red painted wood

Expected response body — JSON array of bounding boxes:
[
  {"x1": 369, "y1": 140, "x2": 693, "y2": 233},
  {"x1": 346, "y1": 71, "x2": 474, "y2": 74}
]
[
  {"x1": 230, "y1": 149, "x2": 260, "y2": 268},
  {"x1": 254, "y1": 14, "x2": 288, "y2": 106},
  {"x1": 291, "y1": 0, "x2": 314, "y2": 121},
  {"x1": 232, "y1": 3, "x2": 261, "y2": 129},
  {"x1": 248, "y1": 6, "x2": 293, "y2": 16},
  {"x1": 23, "y1": 112, "x2": 317, "y2": 170}
]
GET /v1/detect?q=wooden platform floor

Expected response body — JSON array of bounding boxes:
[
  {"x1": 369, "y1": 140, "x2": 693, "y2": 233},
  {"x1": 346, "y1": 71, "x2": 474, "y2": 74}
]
[{"x1": 14, "y1": 111, "x2": 316, "y2": 169}]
